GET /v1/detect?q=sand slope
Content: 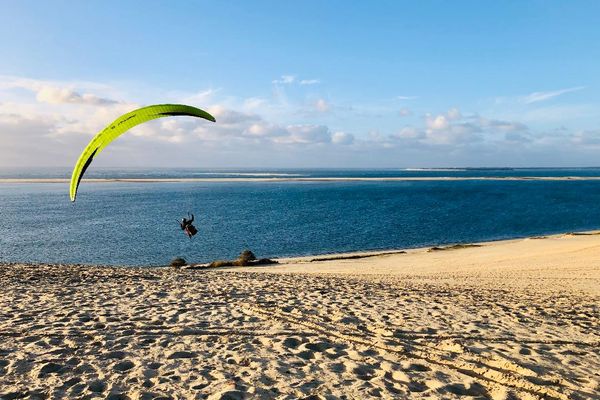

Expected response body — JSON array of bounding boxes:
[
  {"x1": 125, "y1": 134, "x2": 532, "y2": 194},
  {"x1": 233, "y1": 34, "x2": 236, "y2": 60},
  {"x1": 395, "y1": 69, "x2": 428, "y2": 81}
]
[{"x1": 1, "y1": 233, "x2": 599, "y2": 399}]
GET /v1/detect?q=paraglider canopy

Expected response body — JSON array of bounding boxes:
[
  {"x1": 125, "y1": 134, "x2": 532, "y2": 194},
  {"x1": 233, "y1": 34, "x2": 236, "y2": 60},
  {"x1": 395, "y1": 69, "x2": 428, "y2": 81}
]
[{"x1": 69, "y1": 104, "x2": 215, "y2": 202}]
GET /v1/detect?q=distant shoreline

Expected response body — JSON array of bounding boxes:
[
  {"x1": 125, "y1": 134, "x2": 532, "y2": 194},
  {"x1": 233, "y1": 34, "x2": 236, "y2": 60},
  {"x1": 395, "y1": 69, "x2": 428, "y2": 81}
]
[
  {"x1": 269, "y1": 229, "x2": 600, "y2": 265},
  {"x1": 3, "y1": 176, "x2": 600, "y2": 183},
  {"x1": 3, "y1": 230, "x2": 599, "y2": 268}
]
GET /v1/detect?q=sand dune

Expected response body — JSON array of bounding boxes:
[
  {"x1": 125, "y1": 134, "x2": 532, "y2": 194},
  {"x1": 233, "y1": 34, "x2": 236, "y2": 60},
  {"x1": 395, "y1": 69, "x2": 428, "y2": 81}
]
[{"x1": 1, "y1": 233, "x2": 599, "y2": 399}]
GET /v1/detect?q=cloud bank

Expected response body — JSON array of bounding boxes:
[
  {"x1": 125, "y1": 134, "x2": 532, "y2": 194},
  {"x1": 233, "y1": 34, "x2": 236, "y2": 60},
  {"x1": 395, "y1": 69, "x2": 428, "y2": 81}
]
[
  {"x1": 522, "y1": 86, "x2": 585, "y2": 104},
  {"x1": 0, "y1": 75, "x2": 596, "y2": 168}
]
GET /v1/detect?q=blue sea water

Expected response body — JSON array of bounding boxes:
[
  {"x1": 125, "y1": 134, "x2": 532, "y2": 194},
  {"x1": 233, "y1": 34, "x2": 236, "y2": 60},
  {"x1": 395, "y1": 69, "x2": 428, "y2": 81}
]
[
  {"x1": 4, "y1": 166, "x2": 600, "y2": 179},
  {"x1": 2, "y1": 168, "x2": 600, "y2": 266}
]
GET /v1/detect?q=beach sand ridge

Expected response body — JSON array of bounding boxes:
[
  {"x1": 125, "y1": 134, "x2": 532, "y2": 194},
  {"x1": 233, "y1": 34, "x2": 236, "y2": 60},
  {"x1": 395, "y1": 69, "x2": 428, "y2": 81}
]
[{"x1": 1, "y1": 234, "x2": 599, "y2": 399}]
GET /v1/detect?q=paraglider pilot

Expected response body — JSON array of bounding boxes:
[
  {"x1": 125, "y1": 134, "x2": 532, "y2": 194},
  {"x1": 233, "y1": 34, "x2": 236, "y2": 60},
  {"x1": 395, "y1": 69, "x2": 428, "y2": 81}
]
[{"x1": 180, "y1": 213, "x2": 198, "y2": 239}]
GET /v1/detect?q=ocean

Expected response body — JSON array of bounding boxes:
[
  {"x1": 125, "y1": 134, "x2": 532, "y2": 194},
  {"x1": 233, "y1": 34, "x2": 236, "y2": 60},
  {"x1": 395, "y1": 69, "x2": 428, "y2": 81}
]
[{"x1": 2, "y1": 168, "x2": 600, "y2": 266}]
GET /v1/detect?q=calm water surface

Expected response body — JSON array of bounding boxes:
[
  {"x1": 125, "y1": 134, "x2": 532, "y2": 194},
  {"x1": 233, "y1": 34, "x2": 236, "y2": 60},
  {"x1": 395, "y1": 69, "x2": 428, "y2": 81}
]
[{"x1": 2, "y1": 169, "x2": 600, "y2": 266}]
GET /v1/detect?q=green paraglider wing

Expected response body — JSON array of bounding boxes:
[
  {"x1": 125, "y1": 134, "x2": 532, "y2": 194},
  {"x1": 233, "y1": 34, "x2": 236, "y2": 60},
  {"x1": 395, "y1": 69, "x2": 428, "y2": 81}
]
[{"x1": 69, "y1": 104, "x2": 215, "y2": 202}]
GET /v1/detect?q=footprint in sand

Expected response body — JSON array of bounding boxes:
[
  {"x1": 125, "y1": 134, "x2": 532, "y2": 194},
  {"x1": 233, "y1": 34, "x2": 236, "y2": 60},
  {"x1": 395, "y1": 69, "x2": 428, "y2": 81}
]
[
  {"x1": 113, "y1": 360, "x2": 135, "y2": 372},
  {"x1": 359, "y1": 348, "x2": 379, "y2": 357},
  {"x1": 104, "y1": 350, "x2": 128, "y2": 360},
  {"x1": 137, "y1": 392, "x2": 157, "y2": 400},
  {"x1": 73, "y1": 362, "x2": 96, "y2": 374},
  {"x1": 78, "y1": 314, "x2": 94, "y2": 323},
  {"x1": 22, "y1": 335, "x2": 41, "y2": 343},
  {"x1": 191, "y1": 382, "x2": 209, "y2": 390},
  {"x1": 1, "y1": 390, "x2": 29, "y2": 400},
  {"x1": 296, "y1": 350, "x2": 315, "y2": 360},
  {"x1": 167, "y1": 351, "x2": 197, "y2": 359},
  {"x1": 406, "y1": 363, "x2": 431, "y2": 372},
  {"x1": 156, "y1": 396, "x2": 178, "y2": 400},
  {"x1": 142, "y1": 367, "x2": 159, "y2": 380},
  {"x1": 519, "y1": 346, "x2": 532, "y2": 355},
  {"x1": 328, "y1": 362, "x2": 346, "y2": 373},
  {"x1": 406, "y1": 380, "x2": 429, "y2": 392},
  {"x1": 60, "y1": 377, "x2": 81, "y2": 389},
  {"x1": 208, "y1": 390, "x2": 244, "y2": 400},
  {"x1": 324, "y1": 348, "x2": 347, "y2": 360},
  {"x1": 352, "y1": 364, "x2": 376, "y2": 380},
  {"x1": 37, "y1": 361, "x2": 64, "y2": 377},
  {"x1": 106, "y1": 393, "x2": 130, "y2": 400},
  {"x1": 147, "y1": 361, "x2": 162, "y2": 370},
  {"x1": 439, "y1": 382, "x2": 489, "y2": 397},
  {"x1": 87, "y1": 379, "x2": 107, "y2": 393},
  {"x1": 304, "y1": 341, "x2": 332, "y2": 352},
  {"x1": 282, "y1": 337, "x2": 302, "y2": 349},
  {"x1": 70, "y1": 383, "x2": 87, "y2": 396}
]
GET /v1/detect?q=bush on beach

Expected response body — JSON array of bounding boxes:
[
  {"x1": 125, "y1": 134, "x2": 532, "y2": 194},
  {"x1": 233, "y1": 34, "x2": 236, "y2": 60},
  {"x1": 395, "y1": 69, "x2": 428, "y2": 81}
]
[
  {"x1": 207, "y1": 250, "x2": 276, "y2": 268},
  {"x1": 208, "y1": 260, "x2": 235, "y2": 268},
  {"x1": 170, "y1": 257, "x2": 187, "y2": 267},
  {"x1": 237, "y1": 250, "x2": 257, "y2": 266}
]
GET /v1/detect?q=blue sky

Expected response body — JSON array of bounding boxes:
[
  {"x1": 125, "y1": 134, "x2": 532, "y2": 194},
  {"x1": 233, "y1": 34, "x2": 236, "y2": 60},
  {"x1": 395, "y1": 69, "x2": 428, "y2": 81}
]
[{"x1": 1, "y1": 1, "x2": 600, "y2": 168}]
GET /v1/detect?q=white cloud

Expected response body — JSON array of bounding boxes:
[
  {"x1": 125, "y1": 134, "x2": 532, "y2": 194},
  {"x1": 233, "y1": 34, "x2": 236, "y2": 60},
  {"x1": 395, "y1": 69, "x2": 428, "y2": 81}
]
[
  {"x1": 0, "y1": 75, "x2": 119, "y2": 106},
  {"x1": 394, "y1": 126, "x2": 423, "y2": 140},
  {"x1": 243, "y1": 97, "x2": 267, "y2": 110},
  {"x1": 446, "y1": 107, "x2": 461, "y2": 120},
  {"x1": 181, "y1": 88, "x2": 219, "y2": 105},
  {"x1": 425, "y1": 114, "x2": 449, "y2": 130},
  {"x1": 397, "y1": 95, "x2": 417, "y2": 100},
  {"x1": 315, "y1": 98, "x2": 330, "y2": 113},
  {"x1": 35, "y1": 86, "x2": 118, "y2": 105},
  {"x1": 398, "y1": 108, "x2": 412, "y2": 117},
  {"x1": 207, "y1": 105, "x2": 261, "y2": 125},
  {"x1": 504, "y1": 131, "x2": 531, "y2": 143},
  {"x1": 245, "y1": 122, "x2": 287, "y2": 138},
  {"x1": 571, "y1": 129, "x2": 600, "y2": 146},
  {"x1": 282, "y1": 125, "x2": 332, "y2": 144},
  {"x1": 300, "y1": 79, "x2": 320, "y2": 85},
  {"x1": 2, "y1": 75, "x2": 599, "y2": 168},
  {"x1": 272, "y1": 75, "x2": 296, "y2": 84},
  {"x1": 272, "y1": 75, "x2": 320, "y2": 86},
  {"x1": 424, "y1": 123, "x2": 480, "y2": 145},
  {"x1": 479, "y1": 118, "x2": 527, "y2": 132},
  {"x1": 391, "y1": 108, "x2": 528, "y2": 147},
  {"x1": 332, "y1": 131, "x2": 354, "y2": 145},
  {"x1": 0, "y1": 112, "x2": 90, "y2": 167},
  {"x1": 522, "y1": 86, "x2": 584, "y2": 104}
]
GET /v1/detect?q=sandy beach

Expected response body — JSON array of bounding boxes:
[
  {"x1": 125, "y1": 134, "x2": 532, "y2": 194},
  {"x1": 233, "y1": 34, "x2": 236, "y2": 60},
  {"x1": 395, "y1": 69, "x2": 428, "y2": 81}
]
[{"x1": 1, "y1": 233, "x2": 598, "y2": 399}]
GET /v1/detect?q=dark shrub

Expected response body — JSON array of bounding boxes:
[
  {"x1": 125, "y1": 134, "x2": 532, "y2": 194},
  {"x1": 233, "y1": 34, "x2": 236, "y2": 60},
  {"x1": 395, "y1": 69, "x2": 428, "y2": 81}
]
[
  {"x1": 208, "y1": 260, "x2": 234, "y2": 268},
  {"x1": 170, "y1": 257, "x2": 187, "y2": 267},
  {"x1": 255, "y1": 258, "x2": 278, "y2": 265},
  {"x1": 207, "y1": 250, "x2": 276, "y2": 268},
  {"x1": 237, "y1": 250, "x2": 257, "y2": 266}
]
